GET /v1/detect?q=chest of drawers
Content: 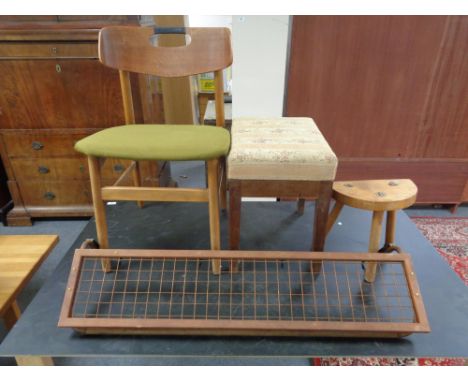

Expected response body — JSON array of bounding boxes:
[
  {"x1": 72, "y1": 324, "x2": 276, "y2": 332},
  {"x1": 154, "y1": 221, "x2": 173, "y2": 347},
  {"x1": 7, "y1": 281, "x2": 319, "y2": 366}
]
[{"x1": 0, "y1": 17, "x2": 168, "y2": 225}]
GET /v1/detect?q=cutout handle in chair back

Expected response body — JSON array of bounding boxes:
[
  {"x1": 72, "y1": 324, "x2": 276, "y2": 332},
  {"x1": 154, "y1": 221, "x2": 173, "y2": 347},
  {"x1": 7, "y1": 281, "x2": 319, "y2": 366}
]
[
  {"x1": 153, "y1": 26, "x2": 187, "y2": 35},
  {"x1": 99, "y1": 26, "x2": 233, "y2": 77}
]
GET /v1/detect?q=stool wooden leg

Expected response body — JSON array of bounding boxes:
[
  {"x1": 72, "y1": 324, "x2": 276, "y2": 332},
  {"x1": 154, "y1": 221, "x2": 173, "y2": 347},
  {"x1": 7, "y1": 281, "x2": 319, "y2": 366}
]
[
  {"x1": 207, "y1": 159, "x2": 221, "y2": 275},
  {"x1": 229, "y1": 180, "x2": 242, "y2": 272},
  {"x1": 2, "y1": 300, "x2": 21, "y2": 331},
  {"x1": 88, "y1": 156, "x2": 111, "y2": 272},
  {"x1": 312, "y1": 181, "x2": 333, "y2": 275},
  {"x1": 385, "y1": 210, "x2": 397, "y2": 245},
  {"x1": 364, "y1": 210, "x2": 384, "y2": 283},
  {"x1": 326, "y1": 201, "x2": 344, "y2": 236},
  {"x1": 297, "y1": 199, "x2": 305, "y2": 215},
  {"x1": 132, "y1": 161, "x2": 144, "y2": 208},
  {"x1": 219, "y1": 158, "x2": 227, "y2": 212}
]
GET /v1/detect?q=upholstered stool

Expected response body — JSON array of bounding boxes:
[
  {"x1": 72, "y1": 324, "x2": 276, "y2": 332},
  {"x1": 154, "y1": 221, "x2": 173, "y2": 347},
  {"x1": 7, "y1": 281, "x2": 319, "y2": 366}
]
[
  {"x1": 227, "y1": 117, "x2": 338, "y2": 258},
  {"x1": 326, "y1": 179, "x2": 418, "y2": 282}
]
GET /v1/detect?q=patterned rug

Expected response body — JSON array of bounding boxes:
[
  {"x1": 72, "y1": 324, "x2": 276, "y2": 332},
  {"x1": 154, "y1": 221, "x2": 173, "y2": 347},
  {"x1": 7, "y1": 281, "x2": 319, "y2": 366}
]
[
  {"x1": 411, "y1": 217, "x2": 467, "y2": 285},
  {"x1": 314, "y1": 216, "x2": 468, "y2": 366}
]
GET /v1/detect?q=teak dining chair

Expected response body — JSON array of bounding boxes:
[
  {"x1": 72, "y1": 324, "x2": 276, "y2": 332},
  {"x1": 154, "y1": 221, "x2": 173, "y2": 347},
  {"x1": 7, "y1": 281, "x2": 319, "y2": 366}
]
[{"x1": 75, "y1": 26, "x2": 232, "y2": 274}]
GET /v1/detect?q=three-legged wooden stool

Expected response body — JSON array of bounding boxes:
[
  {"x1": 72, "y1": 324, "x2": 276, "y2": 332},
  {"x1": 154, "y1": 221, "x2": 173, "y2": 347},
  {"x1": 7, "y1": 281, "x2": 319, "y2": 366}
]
[{"x1": 326, "y1": 179, "x2": 418, "y2": 282}]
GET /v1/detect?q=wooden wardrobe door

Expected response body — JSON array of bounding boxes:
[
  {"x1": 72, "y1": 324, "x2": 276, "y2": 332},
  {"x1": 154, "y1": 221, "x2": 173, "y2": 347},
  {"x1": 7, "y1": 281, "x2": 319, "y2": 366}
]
[{"x1": 286, "y1": 16, "x2": 468, "y2": 205}]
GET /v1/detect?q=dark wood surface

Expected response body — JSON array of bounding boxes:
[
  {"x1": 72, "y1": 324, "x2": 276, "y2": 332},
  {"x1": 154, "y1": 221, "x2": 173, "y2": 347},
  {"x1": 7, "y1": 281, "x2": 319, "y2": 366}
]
[
  {"x1": 286, "y1": 16, "x2": 468, "y2": 206},
  {"x1": 0, "y1": 16, "x2": 167, "y2": 225},
  {"x1": 228, "y1": 180, "x2": 241, "y2": 250},
  {"x1": 0, "y1": 60, "x2": 125, "y2": 130}
]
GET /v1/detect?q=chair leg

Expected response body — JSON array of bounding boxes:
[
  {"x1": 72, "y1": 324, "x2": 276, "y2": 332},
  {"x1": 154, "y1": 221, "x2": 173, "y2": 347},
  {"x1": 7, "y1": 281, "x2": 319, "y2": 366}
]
[
  {"x1": 88, "y1": 156, "x2": 111, "y2": 272},
  {"x1": 297, "y1": 199, "x2": 305, "y2": 215},
  {"x1": 385, "y1": 210, "x2": 397, "y2": 245},
  {"x1": 132, "y1": 161, "x2": 144, "y2": 208},
  {"x1": 364, "y1": 210, "x2": 385, "y2": 283},
  {"x1": 326, "y1": 201, "x2": 344, "y2": 236},
  {"x1": 207, "y1": 159, "x2": 221, "y2": 275},
  {"x1": 219, "y1": 157, "x2": 227, "y2": 211},
  {"x1": 228, "y1": 180, "x2": 242, "y2": 272},
  {"x1": 228, "y1": 180, "x2": 241, "y2": 250},
  {"x1": 311, "y1": 181, "x2": 333, "y2": 276}
]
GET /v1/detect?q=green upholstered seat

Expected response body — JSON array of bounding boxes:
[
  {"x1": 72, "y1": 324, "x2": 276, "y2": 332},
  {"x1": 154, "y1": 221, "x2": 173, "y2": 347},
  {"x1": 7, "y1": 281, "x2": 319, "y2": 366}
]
[{"x1": 75, "y1": 124, "x2": 231, "y2": 161}]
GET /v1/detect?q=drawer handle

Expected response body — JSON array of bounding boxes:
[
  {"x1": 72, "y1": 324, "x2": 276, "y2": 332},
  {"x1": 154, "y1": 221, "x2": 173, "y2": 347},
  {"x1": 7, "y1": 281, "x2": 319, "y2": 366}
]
[
  {"x1": 114, "y1": 164, "x2": 125, "y2": 172},
  {"x1": 44, "y1": 192, "x2": 56, "y2": 200},
  {"x1": 38, "y1": 166, "x2": 50, "y2": 174},
  {"x1": 56, "y1": 64, "x2": 61, "y2": 73},
  {"x1": 51, "y1": 47, "x2": 57, "y2": 55},
  {"x1": 32, "y1": 141, "x2": 44, "y2": 150}
]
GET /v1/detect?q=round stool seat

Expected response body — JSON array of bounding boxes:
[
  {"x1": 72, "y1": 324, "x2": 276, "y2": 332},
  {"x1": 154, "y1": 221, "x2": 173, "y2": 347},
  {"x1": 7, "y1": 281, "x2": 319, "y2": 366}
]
[{"x1": 332, "y1": 179, "x2": 418, "y2": 211}]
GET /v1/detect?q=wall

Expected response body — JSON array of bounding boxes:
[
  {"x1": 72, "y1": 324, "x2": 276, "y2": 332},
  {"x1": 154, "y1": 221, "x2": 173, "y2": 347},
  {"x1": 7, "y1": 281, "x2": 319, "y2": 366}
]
[
  {"x1": 232, "y1": 16, "x2": 290, "y2": 118},
  {"x1": 188, "y1": 15, "x2": 232, "y2": 28}
]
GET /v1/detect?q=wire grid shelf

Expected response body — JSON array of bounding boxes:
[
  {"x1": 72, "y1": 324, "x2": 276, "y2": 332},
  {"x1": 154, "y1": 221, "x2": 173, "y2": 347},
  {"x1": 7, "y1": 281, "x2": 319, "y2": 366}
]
[{"x1": 59, "y1": 249, "x2": 430, "y2": 337}]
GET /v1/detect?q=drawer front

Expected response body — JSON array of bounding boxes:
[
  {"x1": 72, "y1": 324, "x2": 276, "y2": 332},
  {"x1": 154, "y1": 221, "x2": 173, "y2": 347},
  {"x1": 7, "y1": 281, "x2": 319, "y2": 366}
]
[
  {"x1": 18, "y1": 171, "x2": 149, "y2": 207},
  {"x1": 0, "y1": 60, "x2": 124, "y2": 129},
  {"x1": 2, "y1": 130, "x2": 98, "y2": 158},
  {"x1": 10, "y1": 157, "x2": 135, "y2": 181},
  {"x1": 18, "y1": 180, "x2": 92, "y2": 206},
  {"x1": 0, "y1": 43, "x2": 98, "y2": 59}
]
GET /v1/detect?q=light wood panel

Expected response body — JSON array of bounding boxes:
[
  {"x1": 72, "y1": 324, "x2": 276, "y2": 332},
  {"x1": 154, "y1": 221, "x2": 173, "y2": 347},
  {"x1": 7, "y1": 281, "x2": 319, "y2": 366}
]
[
  {"x1": 0, "y1": 235, "x2": 58, "y2": 316},
  {"x1": 15, "y1": 356, "x2": 54, "y2": 366}
]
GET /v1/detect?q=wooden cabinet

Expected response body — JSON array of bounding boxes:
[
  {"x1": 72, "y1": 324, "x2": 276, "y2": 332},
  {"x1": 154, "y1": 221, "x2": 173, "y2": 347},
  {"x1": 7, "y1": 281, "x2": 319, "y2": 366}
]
[
  {"x1": 286, "y1": 16, "x2": 468, "y2": 207},
  {"x1": 0, "y1": 16, "x2": 168, "y2": 225},
  {"x1": 0, "y1": 160, "x2": 11, "y2": 225}
]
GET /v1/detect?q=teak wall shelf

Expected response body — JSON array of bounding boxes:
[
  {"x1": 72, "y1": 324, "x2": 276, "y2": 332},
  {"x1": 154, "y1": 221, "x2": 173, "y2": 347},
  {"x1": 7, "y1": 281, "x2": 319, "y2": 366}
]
[{"x1": 59, "y1": 249, "x2": 430, "y2": 338}]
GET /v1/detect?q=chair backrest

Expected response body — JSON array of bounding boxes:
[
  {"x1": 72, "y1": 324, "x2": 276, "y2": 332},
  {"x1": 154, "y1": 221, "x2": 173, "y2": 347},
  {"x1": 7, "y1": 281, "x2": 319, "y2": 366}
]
[
  {"x1": 99, "y1": 26, "x2": 232, "y2": 77},
  {"x1": 98, "y1": 26, "x2": 231, "y2": 127}
]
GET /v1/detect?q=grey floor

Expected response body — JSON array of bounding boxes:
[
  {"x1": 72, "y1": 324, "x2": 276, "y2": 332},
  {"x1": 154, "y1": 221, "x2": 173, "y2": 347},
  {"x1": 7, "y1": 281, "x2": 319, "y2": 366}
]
[{"x1": 1, "y1": 161, "x2": 466, "y2": 366}]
